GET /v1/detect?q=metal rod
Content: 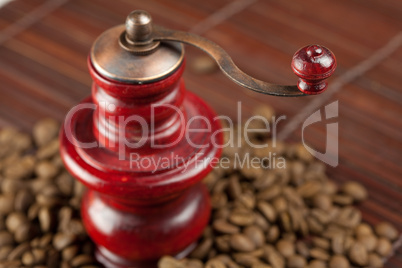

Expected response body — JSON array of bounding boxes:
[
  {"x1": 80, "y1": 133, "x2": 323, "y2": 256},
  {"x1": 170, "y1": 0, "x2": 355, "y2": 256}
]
[{"x1": 153, "y1": 26, "x2": 305, "y2": 97}]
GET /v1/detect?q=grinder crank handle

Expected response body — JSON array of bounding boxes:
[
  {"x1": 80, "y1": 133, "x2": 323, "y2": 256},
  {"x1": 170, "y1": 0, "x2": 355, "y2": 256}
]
[{"x1": 120, "y1": 10, "x2": 337, "y2": 97}]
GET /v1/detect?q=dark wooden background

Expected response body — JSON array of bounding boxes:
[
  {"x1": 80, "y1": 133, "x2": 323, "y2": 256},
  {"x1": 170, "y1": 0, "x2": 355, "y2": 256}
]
[{"x1": 0, "y1": 0, "x2": 401, "y2": 266}]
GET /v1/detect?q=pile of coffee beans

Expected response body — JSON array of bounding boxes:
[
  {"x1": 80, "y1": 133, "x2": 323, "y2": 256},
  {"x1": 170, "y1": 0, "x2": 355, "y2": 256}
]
[
  {"x1": 0, "y1": 119, "x2": 99, "y2": 267},
  {"x1": 159, "y1": 106, "x2": 399, "y2": 268},
  {"x1": 0, "y1": 106, "x2": 398, "y2": 268}
]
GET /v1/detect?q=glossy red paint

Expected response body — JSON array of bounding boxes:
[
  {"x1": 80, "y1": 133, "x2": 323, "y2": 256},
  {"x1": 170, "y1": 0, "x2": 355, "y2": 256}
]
[{"x1": 60, "y1": 58, "x2": 222, "y2": 268}]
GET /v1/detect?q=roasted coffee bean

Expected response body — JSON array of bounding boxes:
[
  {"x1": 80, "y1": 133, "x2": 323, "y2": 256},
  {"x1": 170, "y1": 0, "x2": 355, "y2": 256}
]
[
  {"x1": 257, "y1": 185, "x2": 281, "y2": 201},
  {"x1": 65, "y1": 219, "x2": 86, "y2": 237},
  {"x1": 282, "y1": 187, "x2": 304, "y2": 208},
  {"x1": 30, "y1": 178, "x2": 53, "y2": 195},
  {"x1": 0, "y1": 231, "x2": 13, "y2": 247},
  {"x1": 367, "y1": 253, "x2": 383, "y2": 268},
  {"x1": 213, "y1": 219, "x2": 240, "y2": 234},
  {"x1": 39, "y1": 233, "x2": 53, "y2": 248},
  {"x1": 355, "y1": 222, "x2": 373, "y2": 237},
  {"x1": 308, "y1": 260, "x2": 326, "y2": 268},
  {"x1": 71, "y1": 188, "x2": 83, "y2": 206},
  {"x1": 375, "y1": 237, "x2": 392, "y2": 257},
  {"x1": 7, "y1": 241, "x2": 30, "y2": 260},
  {"x1": 190, "y1": 238, "x2": 213, "y2": 259},
  {"x1": 36, "y1": 185, "x2": 63, "y2": 207},
  {"x1": 58, "y1": 206, "x2": 73, "y2": 232},
  {"x1": 257, "y1": 201, "x2": 276, "y2": 222},
  {"x1": 375, "y1": 222, "x2": 398, "y2": 241},
  {"x1": 289, "y1": 161, "x2": 305, "y2": 186},
  {"x1": 207, "y1": 248, "x2": 217, "y2": 259},
  {"x1": 309, "y1": 248, "x2": 330, "y2": 261},
  {"x1": 263, "y1": 245, "x2": 284, "y2": 268},
  {"x1": 212, "y1": 255, "x2": 239, "y2": 268},
  {"x1": 183, "y1": 258, "x2": 204, "y2": 268},
  {"x1": 37, "y1": 139, "x2": 59, "y2": 160},
  {"x1": 341, "y1": 181, "x2": 367, "y2": 202},
  {"x1": 253, "y1": 173, "x2": 276, "y2": 190},
  {"x1": 70, "y1": 254, "x2": 94, "y2": 267},
  {"x1": 321, "y1": 180, "x2": 338, "y2": 195},
  {"x1": 275, "y1": 239, "x2": 294, "y2": 258},
  {"x1": 38, "y1": 207, "x2": 54, "y2": 232},
  {"x1": 206, "y1": 258, "x2": 227, "y2": 268},
  {"x1": 331, "y1": 235, "x2": 345, "y2": 255},
  {"x1": 230, "y1": 234, "x2": 255, "y2": 252},
  {"x1": 229, "y1": 210, "x2": 255, "y2": 226},
  {"x1": 31, "y1": 248, "x2": 46, "y2": 265},
  {"x1": 232, "y1": 253, "x2": 260, "y2": 267},
  {"x1": 69, "y1": 196, "x2": 82, "y2": 210},
  {"x1": 0, "y1": 260, "x2": 22, "y2": 268},
  {"x1": 56, "y1": 172, "x2": 75, "y2": 196},
  {"x1": 241, "y1": 165, "x2": 264, "y2": 180},
  {"x1": 215, "y1": 235, "x2": 231, "y2": 253},
  {"x1": 0, "y1": 246, "x2": 13, "y2": 261},
  {"x1": 35, "y1": 161, "x2": 59, "y2": 180},
  {"x1": 228, "y1": 176, "x2": 242, "y2": 199},
  {"x1": 33, "y1": 118, "x2": 60, "y2": 147},
  {"x1": 4, "y1": 155, "x2": 35, "y2": 180},
  {"x1": 266, "y1": 225, "x2": 280, "y2": 243},
  {"x1": 244, "y1": 225, "x2": 264, "y2": 248},
  {"x1": 214, "y1": 207, "x2": 230, "y2": 220},
  {"x1": 312, "y1": 237, "x2": 330, "y2": 251},
  {"x1": 14, "y1": 189, "x2": 35, "y2": 212},
  {"x1": 254, "y1": 212, "x2": 270, "y2": 232},
  {"x1": 212, "y1": 179, "x2": 229, "y2": 194},
  {"x1": 329, "y1": 255, "x2": 349, "y2": 268},
  {"x1": 211, "y1": 193, "x2": 228, "y2": 209},
  {"x1": 348, "y1": 241, "x2": 368, "y2": 266},
  {"x1": 332, "y1": 195, "x2": 354, "y2": 206},
  {"x1": 203, "y1": 226, "x2": 213, "y2": 238},
  {"x1": 31, "y1": 237, "x2": 40, "y2": 248},
  {"x1": 248, "y1": 248, "x2": 264, "y2": 258},
  {"x1": 22, "y1": 251, "x2": 35, "y2": 266},
  {"x1": 279, "y1": 212, "x2": 291, "y2": 232},
  {"x1": 297, "y1": 181, "x2": 321, "y2": 198},
  {"x1": 237, "y1": 193, "x2": 256, "y2": 210},
  {"x1": 47, "y1": 248, "x2": 60, "y2": 268},
  {"x1": 287, "y1": 255, "x2": 306, "y2": 268},
  {"x1": 335, "y1": 206, "x2": 361, "y2": 229},
  {"x1": 1, "y1": 177, "x2": 24, "y2": 194},
  {"x1": 14, "y1": 223, "x2": 33, "y2": 243},
  {"x1": 158, "y1": 256, "x2": 186, "y2": 268},
  {"x1": 0, "y1": 194, "x2": 14, "y2": 214},
  {"x1": 28, "y1": 202, "x2": 41, "y2": 220},
  {"x1": 294, "y1": 241, "x2": 309, "y2": 258},
  {"x1": 5, "y1": 212, "x2": 27, "y2": 233},
  {"x1": 357, "y1": 234, "x2": 377, "y2": 252},
  {"x1": 343, "y1": 236, "x2": 355, "y2": 253},
  {"x1": 251, "y1": 264, "x2": 272, "y2": 268},
  {"x1": 312, "y1": 194, "x2": 332, "y2": 211},
  {"x1": 53, "y1": 232, "x2": 76, "y2": 251},
  {"x1": 287, "y1": 206, "x2": 301, "y2": 232},
  {"x1": 272, "y1": 196, "x2": 287, "y2": 213}
]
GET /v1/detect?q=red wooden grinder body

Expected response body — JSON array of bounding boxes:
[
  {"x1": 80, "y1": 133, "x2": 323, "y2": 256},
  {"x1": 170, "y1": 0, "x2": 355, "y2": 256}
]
[{"x1": 60, "y1": 12, "x2": 223, "y2": 267}]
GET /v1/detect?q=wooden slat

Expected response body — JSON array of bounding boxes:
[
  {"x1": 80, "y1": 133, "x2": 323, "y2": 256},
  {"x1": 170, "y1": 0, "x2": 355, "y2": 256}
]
[{"x1": 0, "y1": 0, "x2": 401, "y2": 267}]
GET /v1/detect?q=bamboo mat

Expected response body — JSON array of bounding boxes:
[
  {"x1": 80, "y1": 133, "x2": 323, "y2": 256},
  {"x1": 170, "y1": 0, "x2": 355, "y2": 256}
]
[{"x1": 0, "y1": 0, "x2": 401, "y2": 266}]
